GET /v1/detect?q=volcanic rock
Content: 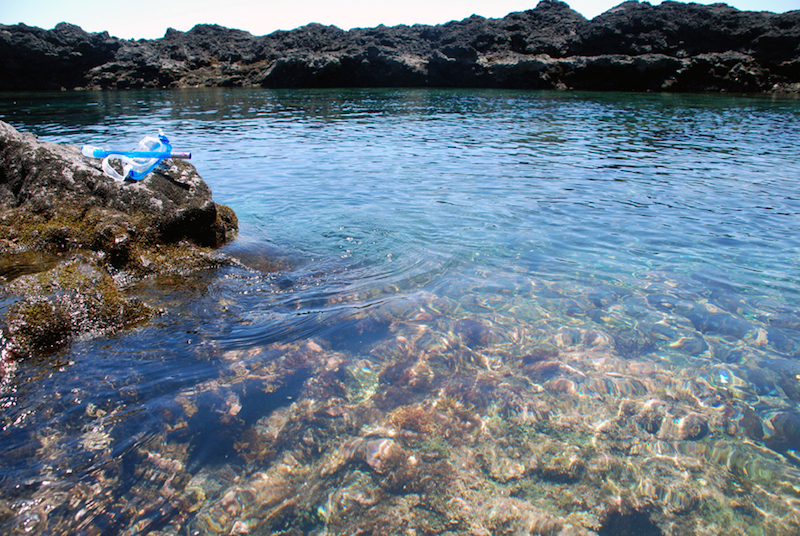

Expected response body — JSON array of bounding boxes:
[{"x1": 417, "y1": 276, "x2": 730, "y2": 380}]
[
  {"x1": 0, "y1": 120, "x2": 236, "y2": 250},
  {"x1": 1, "y1": 0, "x2": 799, "y2": 93}
]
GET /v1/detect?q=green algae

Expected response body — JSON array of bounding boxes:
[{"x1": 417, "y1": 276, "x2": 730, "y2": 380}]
[
  {"x1": 0, "y1": 199, "x2": 238, "y2": 358},
  {"x1": 418, "y1": 434, "x2": 451, "y2": 459},
  {"x1": 5, "y1": 296, "x2": 72, "y2": 354}
]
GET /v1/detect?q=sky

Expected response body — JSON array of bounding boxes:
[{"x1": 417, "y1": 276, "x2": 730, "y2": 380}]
[{"x1": 1, "y1": 0, "x2": 797, "y2": 40}]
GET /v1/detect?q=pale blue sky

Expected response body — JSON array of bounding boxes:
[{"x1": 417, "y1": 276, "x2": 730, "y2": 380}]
[{"x1": 1, "y1": 0, "x2": 797, "y2": 40}]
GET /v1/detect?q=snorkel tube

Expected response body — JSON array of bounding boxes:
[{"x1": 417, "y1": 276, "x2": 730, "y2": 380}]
[
  {"x1": 81, "y1": 130, "x2": 191, "y2": 181},
  {"x1": 81, "y1": 147, "x2": 192, "y2": 160}
]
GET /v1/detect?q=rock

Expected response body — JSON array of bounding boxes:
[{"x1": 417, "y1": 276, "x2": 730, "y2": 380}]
[
  {"x1": 1, "y1": 0, "x2": 798, "y2": 92},
  {"x1": 0, "y1": 120, "x2": 235, "y2": 251},
  {"x1": 365, "y1": 438, "x2": 403, "y2": 473},
  {"x1": 4, "y1": 257, "x2": 155, "y2": 356},
  {"x1": 0, "y1": 120, "x2": 238, "y2": 358},
  {"x1": 0, "y1": 22, "x2": 120, "y2": 91}
]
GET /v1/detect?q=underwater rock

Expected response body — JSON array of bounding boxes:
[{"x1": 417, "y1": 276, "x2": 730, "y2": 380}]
[
  {"x1": 598, "y1": 509, "x2": 664, "y2": 536},
  {"x1": 453, "y1": 317, "x2": 492, "y2": 349},
  {"x1": 365, "y1": 438, "x2": 403, "y2": 474},
  {"x1": 4, "y1": 257, "x2": 155, "y2": 356},
  {"x1": 325, "y1": 313, "x2": 392, "y2": 353},
  {"x1": 613, "y1": 328, "x2": 656, "y2": 359},
  {"x1": 667, "y1": 333, "x2": 709, "y2": 356},
  {"x1": 669, "y1": 412, "x2": 709, "y2": 441},
  {"x1": 685, "y1": 307, "x2": 754, "y2": 340},
  {"x1": 762, "y1": 410, "x2": 800, "y2": 454},
  {"x1": 479, "y1": 448, "x2": 528, "y2": 483},
  {"x1": 633, "y1": 399, "x2": 666, "y2": 435},
  {"x1": 532, "y1": 441, "x2": 586, "y2": 483},
  {"x1": 4, "y1": 295, "x2": 72, "y2": 355},
  {"x1": 0, "y1": 120, "x2": 238, "y2": 358},
  {"x1": 485, "y1": 499, "x2": 566, "y2": 535}
]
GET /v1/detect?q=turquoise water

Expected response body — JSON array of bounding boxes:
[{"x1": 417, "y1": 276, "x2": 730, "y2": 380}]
[{"x1": 2, "y1": 88, "x2": 800, "y2": 534}]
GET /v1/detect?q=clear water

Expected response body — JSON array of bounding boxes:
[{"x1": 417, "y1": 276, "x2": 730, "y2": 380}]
[{"x1": 1, "y1": 88, "x2": 800, "y2": 534}]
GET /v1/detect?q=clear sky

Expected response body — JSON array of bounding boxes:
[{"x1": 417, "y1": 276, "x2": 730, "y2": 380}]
[{"x1": 1, "y1": 0, "x2": 796, "y2": 40}]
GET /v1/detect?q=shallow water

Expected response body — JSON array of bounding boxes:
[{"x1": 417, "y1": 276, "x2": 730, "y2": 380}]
[{"x1": 2, "y1": 88, "x2": 800, "y2": 535}]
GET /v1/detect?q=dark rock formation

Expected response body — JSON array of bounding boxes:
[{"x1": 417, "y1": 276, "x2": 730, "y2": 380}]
[
  {"x1": 0, "y1": 22, "x2": 120, "y2": 91},
  {"x1": 0, "y1": 120, "x2": 238, "y2": 357},
  {"x1": 1, "y1": 0, "x2": 799, "y2": 93}
]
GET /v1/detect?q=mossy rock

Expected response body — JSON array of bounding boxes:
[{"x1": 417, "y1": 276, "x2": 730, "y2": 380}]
[
  {"x1": 5, "y1": 296, "x2": 72, "y2": 355},
  {"x1": 3, "y1": 257, "x2": 157, "y2": 357},
  {"x1": 0, "y1": 121, "x2": 240, "y2": 358},
  {"x1": 0, "y1": 120, "x2": 238, "y2": 254}
]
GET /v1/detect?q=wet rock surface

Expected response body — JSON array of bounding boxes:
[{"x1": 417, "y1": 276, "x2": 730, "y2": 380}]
[
  {"x1": 0, "y1": 120, "x2": 238, "y2": 357},
  {"x1": 1, "y1": 0, "x2": 799, "y2": 93}
]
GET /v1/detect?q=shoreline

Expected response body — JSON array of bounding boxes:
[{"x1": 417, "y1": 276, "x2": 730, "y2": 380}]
[{"x1": 1, "y1": 0, "x2": 799, "y2": 94}]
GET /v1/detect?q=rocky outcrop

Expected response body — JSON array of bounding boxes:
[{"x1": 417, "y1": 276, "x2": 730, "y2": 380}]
[
  {"x1": 0, "y1": 121, "x2": 236, "y2": 251},
  {"x1": 1, "y1": 0, "x2": 799, "y2": 93},
  {"x1": 0, "y1": 120, "x2": 238, "y2": 357},
  {"x1": 0, "y1": 22, "x2": 120, "y2": 91}
]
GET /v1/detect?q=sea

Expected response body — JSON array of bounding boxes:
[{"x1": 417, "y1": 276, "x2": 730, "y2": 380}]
[{"x1": 1, "y1": 88, "x2": 800, "y2": 535}]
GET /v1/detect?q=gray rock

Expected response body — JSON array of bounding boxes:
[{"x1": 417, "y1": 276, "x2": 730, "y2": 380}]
[
  {"x1": 0, "y1": 120, "x2": 238, "y2": 358},
  {"x1": 0, "y1": 120, "x2": 236, "y2": 251}
]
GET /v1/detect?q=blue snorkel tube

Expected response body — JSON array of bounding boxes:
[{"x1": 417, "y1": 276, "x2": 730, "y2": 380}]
[
  {"x1": 82, "y1": 148, "x2": 192, "y2": 159},
  {"x1": 81, "y1": 130, "x2": 191, "y2": 181}
]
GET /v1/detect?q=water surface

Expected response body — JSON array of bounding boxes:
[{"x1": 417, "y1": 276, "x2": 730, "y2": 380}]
[{"x1": 1, "y1": 88, "x2": 800, "y2": 535}]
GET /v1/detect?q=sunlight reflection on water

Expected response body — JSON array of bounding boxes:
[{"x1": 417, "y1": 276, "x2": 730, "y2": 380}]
[{"x1": 1, "y1": 88, "x2": 800, "y2": 534}]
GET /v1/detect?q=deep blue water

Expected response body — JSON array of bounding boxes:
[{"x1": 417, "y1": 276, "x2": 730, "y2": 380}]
[{"x1": 1, "y1": 88, "x2": 800, "y2": 534}]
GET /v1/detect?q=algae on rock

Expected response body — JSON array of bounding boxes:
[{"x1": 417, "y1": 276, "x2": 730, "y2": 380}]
[{"x1": 0, "y1": 120, "x2": 239, "y2": 359}]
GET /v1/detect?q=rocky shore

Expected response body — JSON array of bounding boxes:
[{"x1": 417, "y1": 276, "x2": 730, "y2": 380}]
[
  {"x1": 1, "y1": 0, "x2": 799, "y2": 93},
  {"x1": 0, "y1": 120, "x2": 238, "y2": 357}
]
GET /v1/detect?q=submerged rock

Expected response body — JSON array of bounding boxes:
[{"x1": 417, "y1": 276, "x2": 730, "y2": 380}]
[
  {"x1": 1, "y1": 1, "x2": 799, "y2": 92},
  {"x1": 0, "y1": 120, "x2": 238, "y2": 358},
  {"x1": 4, "y1": 256, "x2": 156, "y2": 356}
]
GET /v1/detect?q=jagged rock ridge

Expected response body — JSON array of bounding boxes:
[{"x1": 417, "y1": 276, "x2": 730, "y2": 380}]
[{"x1": 1, "y1": 0, "x2": 799, "y2": 92}]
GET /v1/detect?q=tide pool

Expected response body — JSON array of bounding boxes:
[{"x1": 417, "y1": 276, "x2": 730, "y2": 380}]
[{"x1": 1, "y1": 88, "x2": 800, "y2": 535}]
